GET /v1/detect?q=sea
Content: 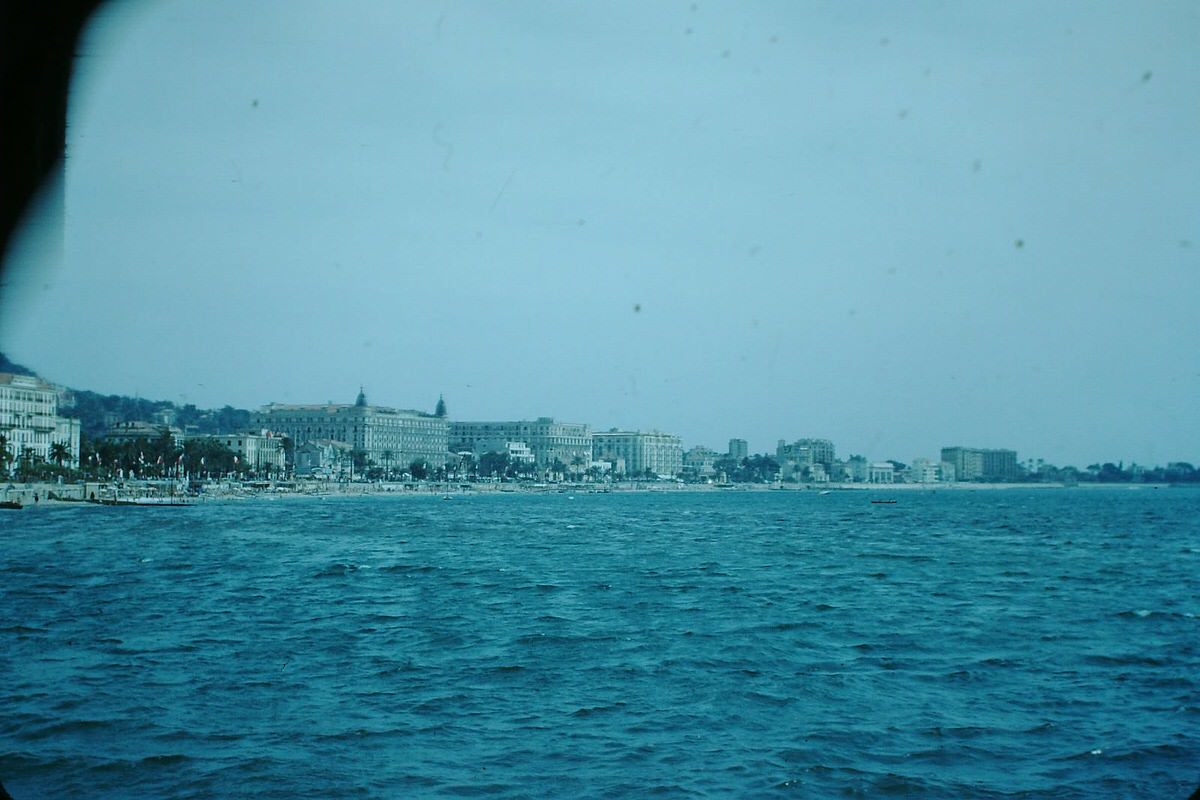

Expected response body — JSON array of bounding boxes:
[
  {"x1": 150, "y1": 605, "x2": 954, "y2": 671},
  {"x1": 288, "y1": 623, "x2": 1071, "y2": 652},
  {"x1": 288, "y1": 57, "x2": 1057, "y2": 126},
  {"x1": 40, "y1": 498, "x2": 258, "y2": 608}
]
[{"x1": 1, "y1": 488, "x2": 1197, "y2": 798}]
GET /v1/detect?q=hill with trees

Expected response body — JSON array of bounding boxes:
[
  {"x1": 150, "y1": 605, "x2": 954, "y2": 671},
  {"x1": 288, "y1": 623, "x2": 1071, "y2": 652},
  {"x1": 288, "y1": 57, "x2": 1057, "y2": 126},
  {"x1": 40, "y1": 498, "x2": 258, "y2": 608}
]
[{"x1": 1, "y1": 351, "x2": 251, "y2": 438}]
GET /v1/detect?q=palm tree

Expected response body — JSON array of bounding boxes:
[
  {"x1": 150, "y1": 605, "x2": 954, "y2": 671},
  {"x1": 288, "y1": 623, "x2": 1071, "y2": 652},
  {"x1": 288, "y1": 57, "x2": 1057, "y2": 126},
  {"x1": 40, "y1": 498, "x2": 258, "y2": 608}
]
[
  {"x1": 17, "y1": 447, "x2": 42, "y2": 481},
  {"x1": 49, "y1": 441, "x2": 71, "y2": 468},
  {"x1": 0, "y1": 434, "x2": 10, "y2": 474}
]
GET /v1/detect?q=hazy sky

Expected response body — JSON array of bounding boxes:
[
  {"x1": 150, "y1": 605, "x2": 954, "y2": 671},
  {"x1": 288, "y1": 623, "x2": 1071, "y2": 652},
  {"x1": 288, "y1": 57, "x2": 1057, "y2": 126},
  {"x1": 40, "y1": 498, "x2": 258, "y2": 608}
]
[{"x1": 2, "y1": 0, "x2": 1197, "y2": 466}]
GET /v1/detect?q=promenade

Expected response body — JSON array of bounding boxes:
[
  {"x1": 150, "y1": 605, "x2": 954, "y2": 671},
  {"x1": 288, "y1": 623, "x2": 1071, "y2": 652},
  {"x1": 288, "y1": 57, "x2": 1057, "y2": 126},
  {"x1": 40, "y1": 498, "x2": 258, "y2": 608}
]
[{"x1": 2, "y1": 477, "x2": 1180, "y2": 509}]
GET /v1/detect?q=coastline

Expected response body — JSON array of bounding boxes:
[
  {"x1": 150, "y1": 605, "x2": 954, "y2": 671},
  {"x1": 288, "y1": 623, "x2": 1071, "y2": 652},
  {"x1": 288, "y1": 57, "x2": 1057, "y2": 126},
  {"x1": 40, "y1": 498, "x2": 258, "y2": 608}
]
[{"x1": 1, "y1": 478, "x2": 1186, "y2": 510}]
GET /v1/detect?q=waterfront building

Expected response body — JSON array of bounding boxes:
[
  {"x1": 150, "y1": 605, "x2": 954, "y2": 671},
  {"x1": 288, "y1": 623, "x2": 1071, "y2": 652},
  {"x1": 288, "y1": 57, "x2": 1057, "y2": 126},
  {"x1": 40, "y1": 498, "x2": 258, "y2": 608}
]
[
  {"x1": 727, "y1": 438, "x2": 748, "y2": 460},
  {"x1": 450, "y1": 418, "x2": 591, "y2": 472},
  {"x1": 941, "y1": 447, "x2": 985, "y2": 481},
  {"x1": 54, "y1": 417, "x2": 81, "y2": 468},
  {"x1": 104, "y1": 420, "x2": 185, "y2": 447},
  {"x1": 940, "y1": 446, "x2": 1019, "y2": 482},
  {"x1": 494, "y1": 441, "x2": 536, "y2": 466},
  {"x1": 909, "y1": 458, "x2": 940, "y2": 483},
  {"x1": 982, "y1": 449, "x2": 1020, "y2": 482},
  {"x1": 294, "y1": 439, "x2": 353, "y2": 478},
  {"x1": 0, "y1": 373, "x2": 81, "y2": 468},
  {"x1": 682, "y1": 446, "x2": 718, "y2": 479},
  {"x1": 845, "y1": 455, "x2": 868, "y2": 482},
  {"x1": 254, "y1": 390, "x2": 448, "y2": 469},
  {"x1": 593, "y1": 430, "x2": 683, "y2": 478},
  {"x1": 776, "y1": 438, "x2": 836, "y2": 467},
  {"x1": 194, "y1": 430, "x2": 286, "y2": 473},
  {"x1": 810, "y1": 462, "x2": 829, "y2": 482},
  {"x1": 867, "y1": 462, "x2": 895, "y2": 483}
]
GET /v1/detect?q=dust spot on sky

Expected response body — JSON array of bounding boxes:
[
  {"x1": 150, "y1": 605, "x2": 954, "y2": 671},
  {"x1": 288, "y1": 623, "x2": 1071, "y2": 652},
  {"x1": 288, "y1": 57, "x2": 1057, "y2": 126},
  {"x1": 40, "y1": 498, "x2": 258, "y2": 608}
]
[
  {"x1": 633, "y1": 303, "x2": 641, "y2": 313},
  {"x1": 972, "y1": 159, "x2": 982, "y2": 173},
  {"x1": 577, "y1": 218, "x2": 586, "y2": 226},
  {"x1": 886, "y1": 267, "x2": 897, "y2": 275},
  {"x1": 251, "y1": 99, "x2": 258, "y2": 108},
  {"x1": 847, "y1": 308, "x2": 857, "y2": 317},
  {"x1": 1014, "y1": 239, "x2": 1025, "y2": 249},
  {"x1": 748, "y1": 245, "x2": 760, "y2": 257},
  {"x1": 684, "y1": 27, "x2": 692, "y2": 35},
  {"x1": 769, "y1": 36, "x2": 779, "y2": 45},
  {"x1": 879, "y1": 37, "x2": 890, "y2": 47},
  {"x1": 897, "y1": 109, "x2": 909, "y2": 120},
  {"x1": 1179, "y1": 239, "x2": 1191, "y2": 248},
  {"x1": 1141, "y1": 70, "x2": 1153, "y2": 83},
  {"x1": 721, "y1": 49, "x2": 731, "y2": 58}
]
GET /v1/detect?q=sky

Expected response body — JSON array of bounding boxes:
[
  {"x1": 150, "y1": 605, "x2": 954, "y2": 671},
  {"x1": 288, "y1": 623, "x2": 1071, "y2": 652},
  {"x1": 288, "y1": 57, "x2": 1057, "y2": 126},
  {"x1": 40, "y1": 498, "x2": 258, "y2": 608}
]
[{"x1": 1, "y1": 0, "x2": 1197, "y2": 466}]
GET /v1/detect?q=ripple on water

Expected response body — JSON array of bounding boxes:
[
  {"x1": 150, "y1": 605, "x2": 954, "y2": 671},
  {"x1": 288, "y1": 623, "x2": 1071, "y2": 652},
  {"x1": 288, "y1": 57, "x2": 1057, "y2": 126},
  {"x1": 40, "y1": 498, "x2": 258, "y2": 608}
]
[{"x1": 1, "y1": 490, "x2": 1197, "y2": 799}]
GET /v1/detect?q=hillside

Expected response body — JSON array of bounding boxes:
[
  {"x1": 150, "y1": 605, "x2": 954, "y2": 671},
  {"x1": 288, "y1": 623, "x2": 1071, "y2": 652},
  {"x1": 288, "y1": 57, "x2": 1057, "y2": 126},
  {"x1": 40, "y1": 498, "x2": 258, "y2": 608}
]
[
  {"x1": 0, "y1": 352, "x2": 35, "y2": 376},
  {"x1": 1, "y1": 352, "x2": 250, "y2": 439}
]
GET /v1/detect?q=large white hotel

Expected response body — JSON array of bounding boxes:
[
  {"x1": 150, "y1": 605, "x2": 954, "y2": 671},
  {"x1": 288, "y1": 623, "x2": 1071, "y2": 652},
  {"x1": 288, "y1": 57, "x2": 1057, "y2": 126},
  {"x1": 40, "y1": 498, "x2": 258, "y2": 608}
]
[
  {"x1": 0, "y1": 373, "x2": 81, "y2": 469},
  {"x1": 592, "y1": 429, "x2": 683, "y2": 478},
  {"x1": 253, "y1": 390, "x2": 449, "y2": 468},
  {"x1": 450, "y1": 418, "x2": 592, "y2": 470}
]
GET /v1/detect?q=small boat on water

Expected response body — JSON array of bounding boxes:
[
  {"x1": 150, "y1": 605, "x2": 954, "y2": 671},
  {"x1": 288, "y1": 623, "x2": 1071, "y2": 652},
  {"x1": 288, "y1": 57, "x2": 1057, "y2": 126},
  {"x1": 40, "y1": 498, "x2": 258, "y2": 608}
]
[
  {"x1": 0, "y1": 500, "x2": 22, "y2": 510},
  {"x1": 871, "y1": 499, "x2": 897, "y2": 504}
]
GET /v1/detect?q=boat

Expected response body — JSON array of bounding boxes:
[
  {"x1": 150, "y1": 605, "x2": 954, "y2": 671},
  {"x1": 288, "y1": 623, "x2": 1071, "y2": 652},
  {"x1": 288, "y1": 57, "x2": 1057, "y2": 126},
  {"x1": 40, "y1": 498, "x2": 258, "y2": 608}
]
[
  {"x1": 870, "y1": 499, "x2": 897, "y2": 504},
  {"x1": 0, "y1": 500, "x2": 22, "y2": 510}
]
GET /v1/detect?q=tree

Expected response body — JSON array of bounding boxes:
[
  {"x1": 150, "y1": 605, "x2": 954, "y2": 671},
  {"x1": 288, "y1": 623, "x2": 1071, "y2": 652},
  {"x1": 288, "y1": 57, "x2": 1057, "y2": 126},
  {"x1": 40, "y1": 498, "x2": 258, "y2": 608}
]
[
  {"x1": 409, "y1": 459, "x2": 429, "y2": 480},
  {"x1": 1166, "y1": 463, "x2": 1198, "y2": 483},
  {"x1": 182, "y1": 438, "x2": 238, "y2": 477},
  {"x1": 150, "y1": 428, "x2": 180, "y2": 471},
  {"x1": 49, "y1": 441, "x2": 71, "y2": 467},
  {"x1": 479, "y1": 451, "x2": 509, "y2": 478},
  {"x1": 16, "y1": 447, "x2": 45, "y2": 481},
  {"x1": 713, "y1": 456, "x2": 739, "y2": 481},
  {"x1": 449, "y1": 451, "x2": 476, "y2": 479},
  {"x1": 1097, "y1": 462, "x2": 1130, "y2": 483},
  {"x1": 280, "y1": 436, "x2": 294, "y2": 472}
]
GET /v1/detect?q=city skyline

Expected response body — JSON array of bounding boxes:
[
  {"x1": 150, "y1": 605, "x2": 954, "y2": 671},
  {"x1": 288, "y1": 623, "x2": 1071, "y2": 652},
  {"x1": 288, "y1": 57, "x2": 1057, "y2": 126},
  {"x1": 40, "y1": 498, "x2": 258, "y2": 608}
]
[
  {"x1": 1, "y1": 1, "x2": 1197, "y2": 467},
  {"x1": 4, "y1": 361, "x2": 1188, "y2": 473}
]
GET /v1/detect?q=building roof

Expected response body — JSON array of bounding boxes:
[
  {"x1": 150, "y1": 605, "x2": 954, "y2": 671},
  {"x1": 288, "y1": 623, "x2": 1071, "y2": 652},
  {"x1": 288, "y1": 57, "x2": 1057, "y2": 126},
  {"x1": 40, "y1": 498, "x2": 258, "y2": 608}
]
[
  {"x1": 0, "y1": 372, "x2": 52, "y2": 389},
  {"x1": 258, "y1": 402, "x2": 437, "y2": 418}
]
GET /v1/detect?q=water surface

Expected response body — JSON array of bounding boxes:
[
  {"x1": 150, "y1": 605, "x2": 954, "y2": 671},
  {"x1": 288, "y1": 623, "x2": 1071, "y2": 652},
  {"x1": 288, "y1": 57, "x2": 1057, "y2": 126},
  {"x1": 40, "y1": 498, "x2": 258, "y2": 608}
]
[{"x1": 2, "y1": 489, "x2": 1197, "y2": 797}]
